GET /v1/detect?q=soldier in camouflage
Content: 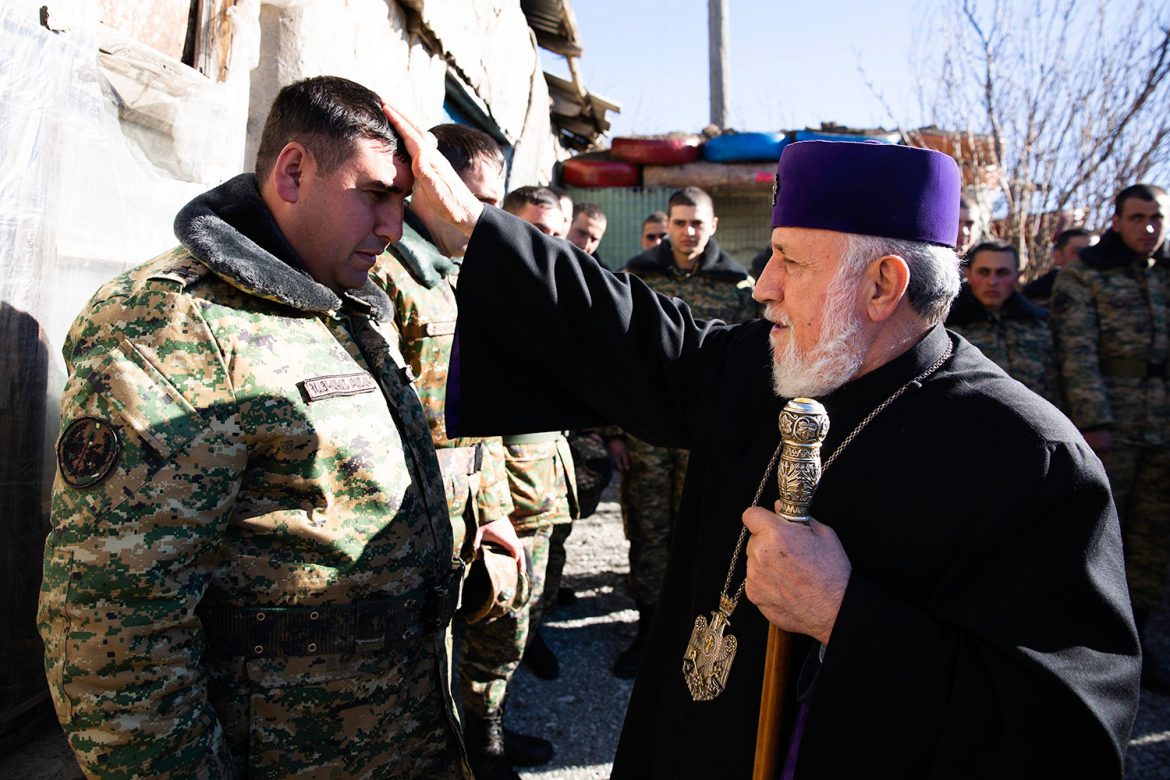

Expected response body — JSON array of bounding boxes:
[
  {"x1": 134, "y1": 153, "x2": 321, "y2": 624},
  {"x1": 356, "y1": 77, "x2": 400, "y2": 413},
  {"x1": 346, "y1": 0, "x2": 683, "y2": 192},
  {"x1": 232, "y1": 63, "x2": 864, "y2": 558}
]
[
  {"x1": 1051, "y1": 183, "x2": 1170, "y2": 693},
  {"x1": 533, "y1": 202, "x2": 610, "y2": 633},
  {"x1": 946, "y1": 240, "x2": 1061, "y2": 406},
  {"x1": 490, "y1": 187, "x2": 581, "y2": 687},
  {"x1": 370, "y1": 126, "x2": 550, "y2": 780},
  {"x1": 38, "y1": 77, "x2": 476, "y2": 779},
  {"x1": 605, "y1": 187, "x2": 757, "y2": 679}
]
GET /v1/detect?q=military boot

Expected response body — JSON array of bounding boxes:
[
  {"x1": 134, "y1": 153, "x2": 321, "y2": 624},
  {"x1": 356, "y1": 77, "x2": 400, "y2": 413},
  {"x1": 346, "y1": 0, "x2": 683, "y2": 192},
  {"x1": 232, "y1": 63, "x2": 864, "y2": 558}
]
[
  {"x1": 613, "y1": 602, "x2": 654, "y2": 679},
  {"x1": 464, "y1": 710, "x2": 521, "y2": 780}
]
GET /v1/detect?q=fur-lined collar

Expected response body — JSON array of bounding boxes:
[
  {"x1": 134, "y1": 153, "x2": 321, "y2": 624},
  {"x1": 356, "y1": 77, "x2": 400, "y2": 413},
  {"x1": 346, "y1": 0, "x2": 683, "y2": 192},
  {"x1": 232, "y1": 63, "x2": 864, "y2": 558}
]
[
  {"x1": 624, "y1": 237, "x2": 748, "y2": 280},
  {"x1": 1079, "y1": 229, "x2": 1170, "y2": 271},
  {"x1": 174, "y1": 173, "x2": 393, "y2": 321}
]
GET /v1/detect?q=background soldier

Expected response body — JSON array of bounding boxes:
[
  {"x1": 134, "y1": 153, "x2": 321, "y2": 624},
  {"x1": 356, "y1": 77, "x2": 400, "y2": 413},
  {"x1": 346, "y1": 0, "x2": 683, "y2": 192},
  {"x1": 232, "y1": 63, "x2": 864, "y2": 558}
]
[
  {"x1": 369, "y1": 124, "x2": 543, "y2": 779},
  {"x1": 1052, "y1": 183, "x2": 1170, "y2": 692},
  {"x1": 606, "y1": 186, "x2": 756, "y2": 678},
  {"x1": 946, "y1": 239, "x2": 1061, "y2": 406},
  {"x1": 497, "y1": 187, "x2": 580, "y2": 685},
  {"x1": 567, "y1": 202, "x2": 608, "y2": 257},
  {"x1": 956, "y1": 193, "x2": 984, "y2": 257},
  {"x1": 547, "y1": 185, "x2": 575, "y2": 240},
  {"x1": 39, "y1": 77, "x2": 472, "y2": 778},
  {"x1": 640, "y1": 211, "x2": 669, "y2": 252},
  {"x1": 1024, "y1": 227, "x2": 1095, "y2": 306}
]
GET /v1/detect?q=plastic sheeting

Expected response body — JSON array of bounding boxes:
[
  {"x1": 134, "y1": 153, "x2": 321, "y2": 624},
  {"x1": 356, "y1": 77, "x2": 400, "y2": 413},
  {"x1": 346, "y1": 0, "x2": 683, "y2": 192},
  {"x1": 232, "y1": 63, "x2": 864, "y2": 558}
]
[{"x1": 0, "y1": 0, "x2": 259, "y2": 752}]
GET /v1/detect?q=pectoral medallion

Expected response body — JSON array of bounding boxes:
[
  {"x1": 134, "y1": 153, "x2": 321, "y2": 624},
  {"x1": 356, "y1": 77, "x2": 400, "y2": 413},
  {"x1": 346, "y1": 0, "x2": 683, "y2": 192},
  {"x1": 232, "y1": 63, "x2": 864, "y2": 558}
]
[{"x1": 683, "y1": 595, "x2": 739, "y2": 701}]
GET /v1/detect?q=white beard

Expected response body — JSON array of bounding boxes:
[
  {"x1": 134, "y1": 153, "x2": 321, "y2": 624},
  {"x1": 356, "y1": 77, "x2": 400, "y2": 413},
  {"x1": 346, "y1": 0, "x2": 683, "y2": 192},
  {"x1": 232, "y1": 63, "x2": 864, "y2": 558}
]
[{"x1": 768, "y1": 273, "x2": 866, "y2": 399}]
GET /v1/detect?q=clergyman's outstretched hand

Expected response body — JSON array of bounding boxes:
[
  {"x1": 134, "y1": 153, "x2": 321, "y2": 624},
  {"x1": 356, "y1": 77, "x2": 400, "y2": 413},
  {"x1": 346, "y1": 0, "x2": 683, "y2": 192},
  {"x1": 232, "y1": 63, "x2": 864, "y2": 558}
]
[{"x1": 381, "y1": 101, "x2": 484, "y2": 236}]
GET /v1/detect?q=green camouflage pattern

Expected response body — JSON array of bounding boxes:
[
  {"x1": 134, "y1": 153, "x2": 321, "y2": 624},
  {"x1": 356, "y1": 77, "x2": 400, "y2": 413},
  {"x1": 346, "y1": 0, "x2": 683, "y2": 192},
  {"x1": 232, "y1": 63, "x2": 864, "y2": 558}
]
[
  {"x1": 503, "y1": 437, "x2": 577, "y2": 532},
  {"x1": 38, "y1": 247, "x2": 467, "y2": 779},
  {"x1": 540, "y1": 522, "x2": 573, "y2": 621},
  {"x1": 624, "y1": 263, "x2": 757, "y2": 325},
  {"x1": 947, "y1": 316, "x2": 1061, "y2": 407},
  {"x1": 1099, "y1": 444, "x2": 1170, "y2": 611},
  {"x1": 621, "y1": 437, "x2": 689, "y2": 606},
  {"x1": 503, "y1": 437, "x2": 576, "y2": 637},
  {"x1": 459, "y1": 524, "x2": 552, "y2": 717},
  {"x1": 615, "y1": 258, "x2": 753, "y2": 607},
  {"x1": 1051, "y1": 244, "x2": 1170, "y2": 612},
  {"x1": 371, "y1": 235, "x2": 513, "y2": 558},
  {"x1": 1051, "y1": 254, "x2": 1170, "y2": 443}
]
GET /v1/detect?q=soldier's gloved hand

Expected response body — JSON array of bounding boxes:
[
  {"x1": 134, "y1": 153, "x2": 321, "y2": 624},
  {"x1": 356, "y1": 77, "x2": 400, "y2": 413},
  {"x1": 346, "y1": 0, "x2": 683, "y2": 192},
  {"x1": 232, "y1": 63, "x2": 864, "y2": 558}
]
[
  {"x1": 381, "y1": 101, "x2": 484, "y2": 237},
  {"x1": 742, "y1": 502, "x2": 851, "y2": 646},
  {"x1": 476, "y1": 517, "x2": 524, "y2": 570}
]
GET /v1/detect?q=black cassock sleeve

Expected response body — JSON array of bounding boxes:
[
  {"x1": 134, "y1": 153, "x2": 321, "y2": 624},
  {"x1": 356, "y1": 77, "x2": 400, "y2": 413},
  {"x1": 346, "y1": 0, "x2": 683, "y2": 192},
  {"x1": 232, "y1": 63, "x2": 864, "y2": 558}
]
[{"x1": 447, "y1": 206, "x2": 760, "y2": 445}]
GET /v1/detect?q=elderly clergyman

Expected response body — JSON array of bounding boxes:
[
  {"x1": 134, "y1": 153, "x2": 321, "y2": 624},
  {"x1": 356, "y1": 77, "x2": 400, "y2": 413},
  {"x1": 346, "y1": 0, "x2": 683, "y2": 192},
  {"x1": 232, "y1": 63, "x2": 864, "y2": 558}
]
[{"x1": 387, "y1": 104, "x2": 1140, "y2": 777}]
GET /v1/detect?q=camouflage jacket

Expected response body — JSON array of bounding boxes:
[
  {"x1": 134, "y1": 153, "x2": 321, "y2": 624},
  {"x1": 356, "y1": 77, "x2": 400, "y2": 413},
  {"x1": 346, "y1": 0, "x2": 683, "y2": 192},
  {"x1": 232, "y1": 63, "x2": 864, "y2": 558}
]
[
  {"x1": 373, "y1": 214, "x2": 513, "y2": 546},
  {"x1": 1051, "y1": 231, "x2": 1170, "y2": 446},
  {"x1": 946, "y1": 285, "x2": 1062, "y2": 407},
  {"x1": 503, "y1": 434, "x2": 579, "y2": 532},
  {"x1": 37, "y1": 175, "x2": 466, "y2": 779},
  {"x1": 622, "y1": 237, "x2": 757, "y2": 324}
]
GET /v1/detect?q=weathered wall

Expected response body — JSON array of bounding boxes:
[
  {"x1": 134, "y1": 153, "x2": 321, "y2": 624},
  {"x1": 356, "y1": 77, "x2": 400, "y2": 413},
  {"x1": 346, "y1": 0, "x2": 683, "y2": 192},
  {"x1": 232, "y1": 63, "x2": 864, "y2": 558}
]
[{"x1": 246, "y1": 0, "x2": 562, "y2": 186}]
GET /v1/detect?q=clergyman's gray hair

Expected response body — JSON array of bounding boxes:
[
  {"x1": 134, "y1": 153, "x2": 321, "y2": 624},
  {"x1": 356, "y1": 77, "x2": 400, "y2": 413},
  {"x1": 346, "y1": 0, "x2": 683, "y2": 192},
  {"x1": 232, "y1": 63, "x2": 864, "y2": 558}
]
[{"x1": 839, "y1": 234, "x2": 961, "y2": 327}]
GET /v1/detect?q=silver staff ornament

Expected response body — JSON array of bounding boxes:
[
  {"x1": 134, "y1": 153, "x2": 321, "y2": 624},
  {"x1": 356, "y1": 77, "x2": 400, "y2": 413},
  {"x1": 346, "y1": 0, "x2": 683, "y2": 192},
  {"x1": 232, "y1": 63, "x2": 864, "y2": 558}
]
[{"x1": 776, "y1": 398, "x2": 829, "y2": 524}]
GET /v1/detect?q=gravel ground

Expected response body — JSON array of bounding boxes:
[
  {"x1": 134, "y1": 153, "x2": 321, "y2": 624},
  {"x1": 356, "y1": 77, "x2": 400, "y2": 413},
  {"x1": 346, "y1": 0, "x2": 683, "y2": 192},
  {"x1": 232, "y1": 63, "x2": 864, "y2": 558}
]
[{"x1": 5, "y1": 481, "x2": 1170, "y2": 779}]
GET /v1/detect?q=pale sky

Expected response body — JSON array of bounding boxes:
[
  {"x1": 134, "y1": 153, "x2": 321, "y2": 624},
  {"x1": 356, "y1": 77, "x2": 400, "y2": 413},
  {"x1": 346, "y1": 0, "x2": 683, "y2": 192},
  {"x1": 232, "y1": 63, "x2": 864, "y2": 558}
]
[{"x1": 546, "y1": 0, "x2": 927, "y2": 139}]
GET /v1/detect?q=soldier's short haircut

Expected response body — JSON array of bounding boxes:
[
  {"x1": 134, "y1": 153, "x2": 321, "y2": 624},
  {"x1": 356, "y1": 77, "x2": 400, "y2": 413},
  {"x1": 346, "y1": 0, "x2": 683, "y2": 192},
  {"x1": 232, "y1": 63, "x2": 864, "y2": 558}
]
[
  {"x1": 573, "y1": 202, "x2": 606, "y2": 222},
  {"x1": 668, "y1": 187, "x2": 714, "y2": 217},
  {"x1": 502, "y1": 186, "x2": 561, "y2": 216},
  {"x1": 643, "y1": 211, "x2": 668, "y2": 227},
  {"x1": 430, "y1": 123, "x2": 504, "y2": 176},
  {"x1": 254, "y1": 76, "x2": 402, "y2": 182},
  {"x1": 967, "y1": 239, "x2": 1020, "y2": 270},
  {"x1": 840, "y1": 233, "x2": 961, "y2": 328},
  {"x1": 1114, "y1": 183, "x2": 1169, "y2": 215},
  {"x1": 1053, "y1": 227, "x2": 1093, "y2": 250}
]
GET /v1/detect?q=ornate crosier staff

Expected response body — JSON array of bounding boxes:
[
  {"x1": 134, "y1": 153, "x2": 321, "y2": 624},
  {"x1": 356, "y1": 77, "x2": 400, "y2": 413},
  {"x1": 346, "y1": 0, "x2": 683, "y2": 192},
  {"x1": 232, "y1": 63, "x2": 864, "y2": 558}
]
[{"x1": 752, "y1": 398, "x2": 829, "y2": 779}]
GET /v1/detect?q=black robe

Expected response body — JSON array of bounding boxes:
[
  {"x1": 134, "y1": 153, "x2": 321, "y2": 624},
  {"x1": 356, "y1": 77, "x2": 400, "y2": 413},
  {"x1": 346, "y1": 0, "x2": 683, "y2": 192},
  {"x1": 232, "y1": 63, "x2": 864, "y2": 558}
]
[{"x1": 448, "y1": 206, "x2": 1140, "y2": 778}]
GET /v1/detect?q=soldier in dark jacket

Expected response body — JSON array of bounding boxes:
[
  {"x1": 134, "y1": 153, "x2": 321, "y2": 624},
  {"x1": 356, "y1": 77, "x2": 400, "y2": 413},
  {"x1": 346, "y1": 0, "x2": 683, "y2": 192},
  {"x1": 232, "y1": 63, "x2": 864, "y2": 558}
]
[
  {"x1": 1023, "y1": 227, "x2": 1094, "y2": 306},
  {"x1": 946, "y1": 240, "x2": 1061, "y2": 406},
  {"x1": 606, "y1": 187, "x2": 757, "y2": 678},
  {"x1": 1051, "y1": 183, "x2": 1170, "y2": 691}
]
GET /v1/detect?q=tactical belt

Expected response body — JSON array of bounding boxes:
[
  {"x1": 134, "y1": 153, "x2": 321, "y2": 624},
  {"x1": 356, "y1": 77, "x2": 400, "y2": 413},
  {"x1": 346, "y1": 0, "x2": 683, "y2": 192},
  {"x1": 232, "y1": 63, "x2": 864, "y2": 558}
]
[
  {"x1": 197, "y1": 563, "x2": 464, "y2": 658},
  {"x1": 502, "y1": 431, "x2": 562, "y2": 445},
  {"x1": 1100, "y1": 358, "x2": 1170, "y2": 380},
  {"x1": 436, "y1": 442, "x2": 485, "y2": 476}
]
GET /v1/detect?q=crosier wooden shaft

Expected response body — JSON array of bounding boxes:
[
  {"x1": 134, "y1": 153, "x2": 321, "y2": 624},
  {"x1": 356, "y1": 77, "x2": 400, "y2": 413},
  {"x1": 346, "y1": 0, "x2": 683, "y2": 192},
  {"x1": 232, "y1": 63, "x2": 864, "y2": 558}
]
[{"x1": 753, "y1": 398, "x2": 829, "y2": 779}]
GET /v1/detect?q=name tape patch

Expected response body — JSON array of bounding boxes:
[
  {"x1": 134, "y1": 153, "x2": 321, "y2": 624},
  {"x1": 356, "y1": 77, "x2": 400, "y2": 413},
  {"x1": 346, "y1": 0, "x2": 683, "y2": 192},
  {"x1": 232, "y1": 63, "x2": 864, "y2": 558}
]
[{"x1": 300, "y1": 372, "x2": 379, "y2": 402}]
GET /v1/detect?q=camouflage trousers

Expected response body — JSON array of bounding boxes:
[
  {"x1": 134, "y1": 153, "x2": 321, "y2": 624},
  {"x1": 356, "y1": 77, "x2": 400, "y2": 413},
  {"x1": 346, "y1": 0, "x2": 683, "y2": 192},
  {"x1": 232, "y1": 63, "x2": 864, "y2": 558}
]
[
  {"x1": 538, "y1": 521, "x2": 574, "y2": 627},
  {"x1": 459, "y1": 523, "x2": 553, "y2": 717},
  {"x1": 1103, "y1": 442, "x2": 1170, "y2": 613},
  {"x1": 621, "y1": 438, "x2": 689, "y2": 606}
]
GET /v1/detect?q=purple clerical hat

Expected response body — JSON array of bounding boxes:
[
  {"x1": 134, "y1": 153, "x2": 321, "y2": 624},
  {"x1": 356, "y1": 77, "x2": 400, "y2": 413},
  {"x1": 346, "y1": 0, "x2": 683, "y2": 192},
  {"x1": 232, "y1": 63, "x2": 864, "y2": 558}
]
[{"x1": 770, "y1": 141, "x2": 960, "y2": 247}]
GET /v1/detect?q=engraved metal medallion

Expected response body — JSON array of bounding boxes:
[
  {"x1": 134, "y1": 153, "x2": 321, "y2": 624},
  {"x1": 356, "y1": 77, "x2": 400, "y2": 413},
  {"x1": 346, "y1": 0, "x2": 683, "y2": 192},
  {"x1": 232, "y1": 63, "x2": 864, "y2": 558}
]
[{"x1": 682, "y1": 595, "x2": 739, "y2": 701}]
